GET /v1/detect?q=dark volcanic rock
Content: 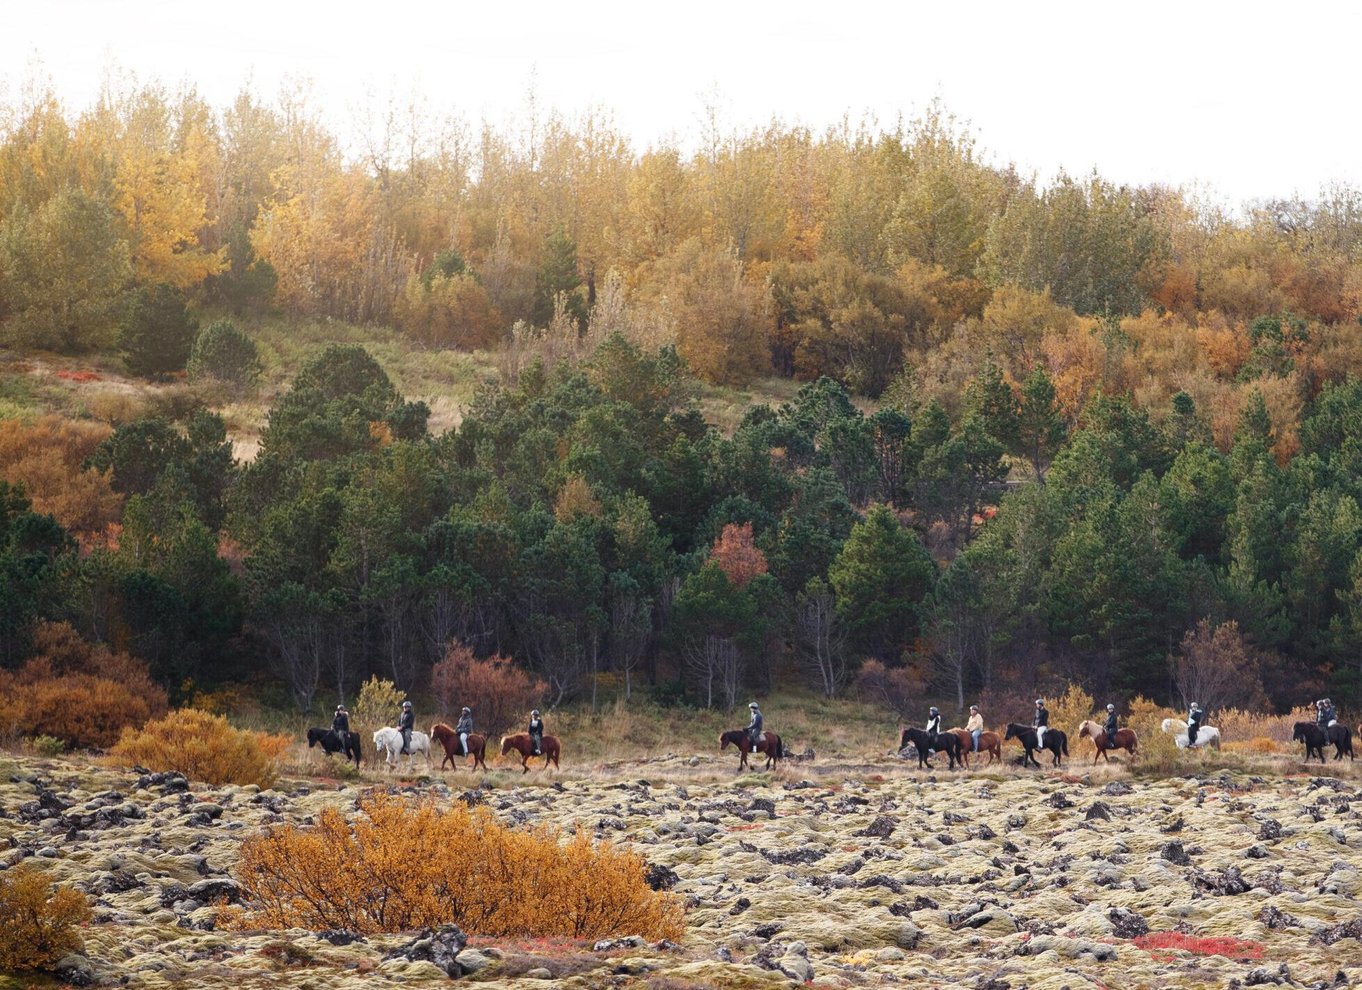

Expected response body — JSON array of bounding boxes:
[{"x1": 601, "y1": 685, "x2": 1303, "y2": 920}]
[
  {"x1": 1108, "y1": 906, "x2": 1149, "y2": 938},
  {"x1": 1160, "y1": 841, "x2": 1191, "y2": 866},
  {"x1": 645, "y1": 864, "x2": 679, "y2": 891},
  {"x1": 386, "y1": 924, "x2": 467, "y2": 978}
]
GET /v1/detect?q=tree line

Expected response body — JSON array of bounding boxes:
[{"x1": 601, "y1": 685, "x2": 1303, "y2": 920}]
[
  {"x1": 3, "y1": 81, "x2": 1362, "y2": 437},
  {"x1": 7, "y1": 332, "x2": 1362, "y2": 713}
]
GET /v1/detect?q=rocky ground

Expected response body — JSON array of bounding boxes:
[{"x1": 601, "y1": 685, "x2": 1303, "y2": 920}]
[{"x1": 3, "y1": 750, "x2": 1362, "y2": 990}]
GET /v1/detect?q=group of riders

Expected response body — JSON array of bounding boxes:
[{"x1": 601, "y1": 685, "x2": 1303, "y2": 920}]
[
  {"x1": 327, "y1": 702, "x2": 548, "y2": 756},
  {"x1": 922, "y1": 698, "x2": 1205, "y2": 749}
]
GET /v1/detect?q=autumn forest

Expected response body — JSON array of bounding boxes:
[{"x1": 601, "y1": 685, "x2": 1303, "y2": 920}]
[{"x1": 4, "y1": 77, "x2": 1362, "y2": 732}]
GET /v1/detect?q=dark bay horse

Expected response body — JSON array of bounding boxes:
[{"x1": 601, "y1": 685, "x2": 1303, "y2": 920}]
[
  {"x1": 430, "y1": 722, "x2": 488, "y2": 771},
  {"x1": 946, "y1": 726, "x2": 1002, "y2": 767},
  {"x1": 501, "y1": 732, "x2": 560, "y2": 773},
  {"x1": 1077, "y1": 720, "x2": 1139, "y2": 764},
  {"x1": 1005, "y1": 723, "x2": 1068, "y2": 768},
  {"x1": 720, "y1": 729, "x2": 782, "y2": 771},
  {"x1": 307, "y1": 727, "x2": 362, "y2": 769},
  {"x1": 899, "y1": 726, "x2": 962, "y2": 769},
  {"x1": 1293, "y1": 722, "x2": 1353, "y2": 763}
]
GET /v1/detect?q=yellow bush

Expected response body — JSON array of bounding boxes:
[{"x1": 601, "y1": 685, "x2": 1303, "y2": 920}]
[
  {"x1": 1224, "y1": 737, "x2": 1283, "y2": 755},
  {"x1": 1047, "y1": 682, "x2": 1096, "y2": 738},
  {"x1": 1126, "y1": 695, "x2": 1183, "y2": 773},
  {"x1": 0, "y1": 864, "x2": 91, "y2": 971},
  {"x1": 109, "y1": 709, "x2": 290, "y2": 788},
  {"x1": 352, "y1": 676, "x2": 406, "y2": 736},
  {"x1": 1217, "y1": 707, "x2": 1312, "y2": 746},
  {"x1": 233, "y1": 793, "x2": 684, "y2": 940}
]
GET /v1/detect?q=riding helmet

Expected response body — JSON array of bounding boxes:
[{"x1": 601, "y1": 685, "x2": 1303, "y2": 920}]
[
  {"x1": 1106, "y1": 704, "x2": 1115, "y2": 712},
  {"x1": 929, "y1": 706, "x2": 939, "y2": 714},
  {"x1": 531, "y1": 709, "x2": 540, "y2": 717},
  {"x1": 462, "y1": 706, "x2": 471, "y2": 713},
  {"x1": 402, "y1": 700, "x2": 412, "y2": 708},
  {"x1": 1035, "y1": 699, "x2": 1043, "y2": 705},
  {"x1": 749, "y1": 702, "x2": 759, "y2": 710}
]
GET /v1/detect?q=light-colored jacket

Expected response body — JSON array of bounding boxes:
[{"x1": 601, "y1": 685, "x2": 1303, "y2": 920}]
[{"x1": 966, "y1": 712, "x2": 984, "y2": 732}]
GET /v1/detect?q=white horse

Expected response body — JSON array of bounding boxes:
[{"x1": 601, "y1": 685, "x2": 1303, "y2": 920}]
[
  {"x1": 372, "y1": 727, "x2": 432, "y2": 771},
  {"x1": 1161, "y1": 718, "x2": 1222, "y2": 750}
]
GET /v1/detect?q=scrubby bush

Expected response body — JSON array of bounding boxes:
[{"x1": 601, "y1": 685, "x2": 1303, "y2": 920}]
[
  {"x1": 120, "y1": 283, "x2": 199, "y2": 377},
  {"x1": 1046, "y1": 682, "x2": 1096, "y2": 737},
  {"x1": 352, "y1": 676, "x2": 405, "y2": 736},
  {"x1": 429, "y1": 641, "x2": 546, "y2": 734},
  {"x1": 0, "y1": 621, "x2": 168, "y2": 749},
  {"x1": 0, "y1": 415, "x2": 121, "y2": 539},
  {"x1": 27, "y1": 734, "x2": 65, "y2": 757},
  {"x1": 0, "y1": 864, "x2": 91, "y2": 971},
  {"x1": 233, "y1": 793, "x2": 683, "y2": 939},
  {"x1": 394, "y1": 271, "x2": 502, "y2": 349},
  {"x1": 1125, "y1": 695, "x2": 1183, "y2": 773},
  {"x1": 187, "y1": 319, "x2": 262, "y2": 388},
  {"x1": 109, "y1": 709, "x2": 289, "y2": 787}
]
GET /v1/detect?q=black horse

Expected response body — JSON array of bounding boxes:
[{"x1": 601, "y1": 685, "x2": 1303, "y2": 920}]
[
  {"x1": 1005, "y1": 723, "x2": 1068, "y2": 768},
  {"x1": 1292, "y1": 721, "x2": 1353, "y2": 763},
  {"x1": 900, "y1": 726, "x2": 962, "y2": 769},
  {"x1": 307, "y1": 727, "x2": 362, "y2": 768}
]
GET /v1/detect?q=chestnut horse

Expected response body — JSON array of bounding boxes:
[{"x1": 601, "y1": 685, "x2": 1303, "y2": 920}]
[
  {"x1": 429, "y1": 723, "x2": 488, "y2": 771},
  {"x1": 500, "y1": 732, "x2": 560, "y2": 773},
  {"x1": 1077, "y1": 720, "x2": 1138, "y2": 764},
  {"x1": 720, "y1": 729, "x2": 783, "y2": 771},
  {"x1": 946, "y1": 727, "x2": 1002, "y2": 767}
]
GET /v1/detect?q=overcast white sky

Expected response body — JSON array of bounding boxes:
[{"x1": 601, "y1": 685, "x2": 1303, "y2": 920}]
[{"x1": 3, "y1": 0, "x2": 1359, "y2": 205}]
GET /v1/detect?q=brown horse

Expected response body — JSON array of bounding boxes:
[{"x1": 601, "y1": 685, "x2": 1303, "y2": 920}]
[
  {"x1": 500, "y1": 732, "x2": 560, "y2": 773},
  {"x1": 429, "y1": 723, "x2": 488, "y2": 771},
  {"x1": 719, "y1": 729, "x2": 783, "y2": 771},
  {"x1": 947, "y1": 727, "x2": 1002, "y2": 766},
  {"x1": 1078, "y1": 720, "x2": 1138, "y2": 764}
]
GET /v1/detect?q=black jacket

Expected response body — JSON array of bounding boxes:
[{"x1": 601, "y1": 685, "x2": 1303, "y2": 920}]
[
  {"x1": 747, "y1": 711, "x2": 763, "y2": 735},
  {"x1": 528, "y1": 718, "x2": 543, "y2": 736},
  {"x1": 332, "y1": 714, "x2": 350, "y2": 735},
  {"x1": 1188, "y1": 709, "x2": 1203, "y2": 728},
  {"x1": 398, "y1": 710, "x2": 414, "y2": 732},
  {"x1": 1104, "y1": 712, "x2": 1118, "y2": 736},
  {"x1": 1033, "y1": 707, "x2": 1049, "y2": 728}
]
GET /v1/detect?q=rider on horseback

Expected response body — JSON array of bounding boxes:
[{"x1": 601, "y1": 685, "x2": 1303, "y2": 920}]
[
  {"x1": 1187, "y1": 702, "x2": 1203, "y2": 747},
  {"x1": 1033, "y1": 699, "x2": 1049, "y2": 747},
  {"x1": 966, "y1": 705, "x2": 983, "y2": 752},
  {"x1": 528, "y1": 709, "x2": 544, "y2": 756},
  {"x1": 747, "y1": 702, "x2": 763, "y2": 749},
  {"x1": 1318, "y1": 698, "x2": 1338, "y2": 728},
  {"x1": 455, "y1": 706, "x2": 473, "y2": 756},
  {"x1": 1104, "y1": 703, "x2": 1119, "y2": 739},
  {"x1": 925, "y1": 706, "x2": 941, "y2": 734},
  {"x1": 332, "y1": 704, "x2": 350, "y2": 738},
  {"x1": 397, "y1": 701, "x2": 415, "y2": 754}
]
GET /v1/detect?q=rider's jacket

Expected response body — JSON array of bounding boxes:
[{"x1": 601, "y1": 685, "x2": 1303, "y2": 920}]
[
  {"x1": 455, "y1": 713, "x2": 473, "y2": 734},
  {"x1": 1033, "y1": 707, "x2": 1049, "y2": 728},
  {"x1": 398, "y1": 709, "x2": 415, "y2": 732},
  {"x1": 332, "y1": 714, "x2": 350, "y2": 735}
]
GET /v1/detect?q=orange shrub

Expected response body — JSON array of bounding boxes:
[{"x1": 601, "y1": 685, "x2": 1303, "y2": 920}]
[
  {"x1": 233, "y1": 793, "x2": 683, "y2": 940},
  {"x1": 0, "y1": 864, "x2": 91, "y2": 971},
  {"x1": 430, "y1": 642, "x2": 545, "y2": 734},
  {"x1": 0, "y1": 414, "x2": 120, "y2": 540},
  {"x1": 109, "y1": 709, "x2": 289, "y2": 788},
  {"x1": 1217, "y1": 706, "x2": 1312, "y2": 746},
  {"x1": 0, "y1": 622, "x2": 168, "y2": 749}
]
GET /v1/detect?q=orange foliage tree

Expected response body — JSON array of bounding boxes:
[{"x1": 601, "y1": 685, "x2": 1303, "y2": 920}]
[
  {"x1": 709, "y1": 522, "x2": 768, "y2": 589},
  {"x1": 429, "y1": 641, "x2": 546, "y2": 735},
  {"x1": 0, "y1": 865, "x2": 91, "y2": 972},
  {"x1": 109, "y1": 709, "x2": 290, "y2": 787},
  {"x1": 232, "y1": 793, "x2": 684, "y2": 939}
]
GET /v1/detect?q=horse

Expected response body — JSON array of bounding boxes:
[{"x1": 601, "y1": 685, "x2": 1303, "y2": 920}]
[
  {"x1": 500, "y1": 732, "x2": 560, "y2": 773},
  {"x1": 947, "y1": 726, "x2": 1002, "y2": 766},
  {"x1": 899, "y1": 726, "x2": 962, "y2": 769},
  {"x1": 429, "y1": 723, "x2": 488, "y2": 771},
  {"x1": 719, "y1": 729, "x2": 782, "y2": 771},
  {"x1": 306, "y1": 727, "x2": 362, "y2": 769},
  {"x1": 1293, "y1": 722, "x2": 1354, "y2": 763},
  {"x1": 1160, "y1": 718, "x2": 1222, "y2": 750},
  {"x1": 371, "y1": 726, "x2": 432, "y2": 772},
  {"x1": 1005, "y1": 723, "x2": 1068, "y2": 768},
  {"x1": 1077, "y1": 720, "x2": 1138, "y2": 764}
]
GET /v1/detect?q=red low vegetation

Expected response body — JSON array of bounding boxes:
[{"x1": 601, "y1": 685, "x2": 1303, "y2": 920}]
[{"x1": 1132, "y1": 931, "x2": 1264, "y2": 960}]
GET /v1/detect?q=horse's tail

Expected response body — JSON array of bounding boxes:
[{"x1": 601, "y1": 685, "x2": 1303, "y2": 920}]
[
  {"x1": 1210, "y1": 731, "x2": 1221, "y2": 750},
  {"x1": 1061, "y1": 733, "x2": 1069, "y2": 756}
]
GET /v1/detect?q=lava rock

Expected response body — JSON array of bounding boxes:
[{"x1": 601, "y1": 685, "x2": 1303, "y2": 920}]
[
  {"x1": 385, "y1": 924, "x2": 467, "y2": 978},
  {"x1": 1160, "y1": 841, "x2": 1191, "y2": 866}
]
